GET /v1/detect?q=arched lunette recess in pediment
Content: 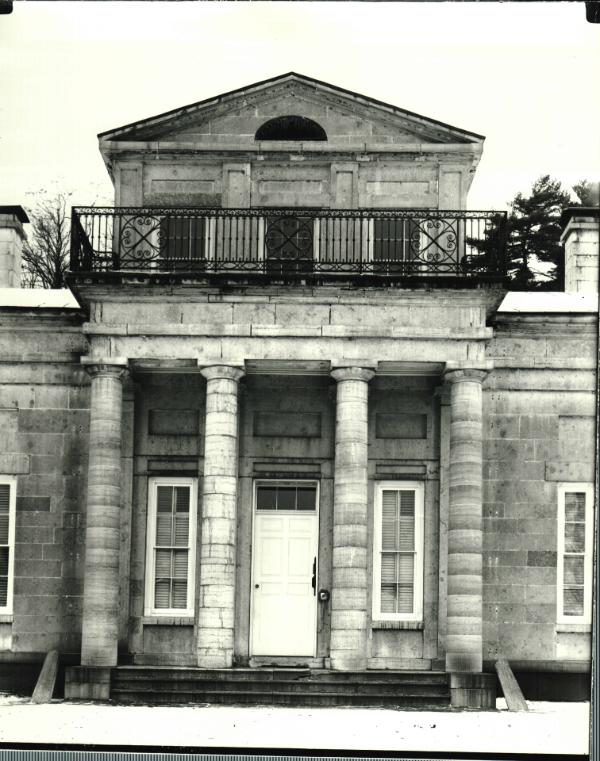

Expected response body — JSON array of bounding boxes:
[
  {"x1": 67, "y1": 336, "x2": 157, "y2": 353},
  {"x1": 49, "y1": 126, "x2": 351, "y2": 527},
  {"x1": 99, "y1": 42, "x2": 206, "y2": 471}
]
[{"x1": 255, "y1": 115, "x2": 327, "y2": 141}]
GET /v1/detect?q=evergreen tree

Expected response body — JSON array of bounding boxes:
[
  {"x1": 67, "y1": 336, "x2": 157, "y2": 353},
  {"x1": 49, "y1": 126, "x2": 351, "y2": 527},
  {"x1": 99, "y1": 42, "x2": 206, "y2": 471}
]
[{"x1": 506, "y1": 175, "x2": 572, "y2": 290}]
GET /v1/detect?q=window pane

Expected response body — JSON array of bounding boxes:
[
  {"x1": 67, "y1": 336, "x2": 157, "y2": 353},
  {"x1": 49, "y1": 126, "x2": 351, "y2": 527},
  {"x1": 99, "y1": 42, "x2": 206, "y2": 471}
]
[
  {"x1": 157, "y1": 486, "x2": 173, "y2": 512},
  {"x1": 0, "y1": 547, "x2": 8, "y2": 577},
  {"x1": 380, "y1": 584, "x2": 397, "y2": 614},
  {"x1": 175, "y1": 487, "x2": 190, "y2": 513},
  {"x1": 174, "y1": 514, "x2": 189, "y2": 546},
  {"x1": 565, "y1": 523, "x2": 585, "y2": 553},
  {"x1": 381, "y1": 553, "x2": 397, "y2": 583},
  {"x1": 564, "y1": 556, "x2": 585, "y2": 585},
  {"x1": 172, "y1": 580, "x2": 188, "y2": 608},
  {"x1": 0, "y1": 485, "x2": 9, "y2": 514},
  {"x1": 563, "y1": 587, "x2": 584, "y2": 616},
  {"x1": 156, "y1": 514, "x2": 172, "y2": 546},
  {"x1": 154, "y1": 580, "x2": 171, "y2": 609},
  {"x1": 0, "y1": 577, "x2": 7, "y2": 607},
  {"x1": 381, "y1": 491, "x2": 398, "y2": 551},
  {"x1": 297, "y1": 487, "x2": 317, "y2": 511},
  {"x1": 398, "y1": 585, "x2": 414, "y2": 614},
  {"x1": 256, "y1": 487, "x2": 277, "y2": 510},
  {"x1": 397, "y1": 554, "x2": 414, "y2": 585},
  {"x1": 155, "y1": 549, "x2": 172, "y2": 578},
  {"x1": 565, "y1": 492, "x2": 586, "y2": 522},
  {"x1": 277, "y1": 487, "x2": 296, "y2": 510},
  {"x1": 0, "y1": 515, "x2": 8, "y2": 546},
  {"x1": 173, "y1": 550, "x2": 189, "y2": 579}
]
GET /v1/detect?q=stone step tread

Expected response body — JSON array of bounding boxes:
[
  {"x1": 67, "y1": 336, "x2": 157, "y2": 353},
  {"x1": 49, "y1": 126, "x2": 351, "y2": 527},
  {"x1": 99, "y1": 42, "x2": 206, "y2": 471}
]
[
  {"x1": 112, "y1": 679, "x2": 449, "y2": 695},
  {"x1": 114, "y1": 667, "x2": 447, "y2": 681}
]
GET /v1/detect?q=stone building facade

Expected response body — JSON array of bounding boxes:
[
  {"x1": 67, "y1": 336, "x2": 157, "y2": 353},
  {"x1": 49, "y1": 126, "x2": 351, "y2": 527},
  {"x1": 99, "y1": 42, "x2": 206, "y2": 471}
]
[{"x1": 0, "y1": 74, "x2": 596, "y2": 707}]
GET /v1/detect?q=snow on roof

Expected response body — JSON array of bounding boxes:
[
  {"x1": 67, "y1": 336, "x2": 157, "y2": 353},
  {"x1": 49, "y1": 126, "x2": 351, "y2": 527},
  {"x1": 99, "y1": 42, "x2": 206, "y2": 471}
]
[
  {"x1": 0, "y1": 288, "x2": 80, "y2": 309},
  {"x1": 498, "y1": 291, "x2": 598, "y2": 313}
]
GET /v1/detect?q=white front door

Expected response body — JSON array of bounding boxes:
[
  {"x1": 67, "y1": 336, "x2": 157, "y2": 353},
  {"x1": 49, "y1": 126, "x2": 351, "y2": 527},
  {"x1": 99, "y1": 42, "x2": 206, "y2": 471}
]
[{"x1": 251, "y1": 481, "x2": 319, "y2": 656}]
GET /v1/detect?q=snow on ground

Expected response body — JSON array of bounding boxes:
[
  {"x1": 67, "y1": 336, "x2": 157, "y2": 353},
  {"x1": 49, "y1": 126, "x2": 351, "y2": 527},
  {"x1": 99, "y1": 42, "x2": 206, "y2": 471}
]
[{"x1": 0, "y1": 695, "x2": 590, "y2": 755}]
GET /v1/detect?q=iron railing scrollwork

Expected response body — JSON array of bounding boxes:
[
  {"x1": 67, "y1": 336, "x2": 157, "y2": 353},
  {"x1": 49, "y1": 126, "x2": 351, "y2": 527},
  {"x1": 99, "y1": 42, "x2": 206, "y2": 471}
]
[{"x1": 69, "y1": 206, "x2": 507, "y2": 281}]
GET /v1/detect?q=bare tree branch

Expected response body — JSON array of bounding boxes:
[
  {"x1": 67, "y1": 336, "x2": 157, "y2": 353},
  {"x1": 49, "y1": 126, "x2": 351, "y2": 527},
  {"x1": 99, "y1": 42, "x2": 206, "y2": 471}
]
[{"x1": 21, "y1": 193, "x2": 71, "y2": 288}]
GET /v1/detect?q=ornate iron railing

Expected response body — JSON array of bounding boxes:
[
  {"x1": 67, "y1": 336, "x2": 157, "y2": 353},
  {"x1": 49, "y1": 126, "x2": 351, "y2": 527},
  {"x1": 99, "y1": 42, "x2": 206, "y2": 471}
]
[{"x1": 70, "y1": 207, "x2": 507, "y2": 281}]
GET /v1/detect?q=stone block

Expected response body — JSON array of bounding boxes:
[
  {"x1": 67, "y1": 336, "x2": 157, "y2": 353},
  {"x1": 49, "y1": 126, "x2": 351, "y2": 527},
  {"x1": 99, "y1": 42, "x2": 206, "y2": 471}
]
[
  {"x1": 545, "y1": 461, "x2": 596, "y2": 481},
  {"x1": 524, "y1": 603, "x2": 555, "y2": 624},
  {"x1": 16, "y1": 496, "x2": 51, "y2": 512},
  {"x1": 485, "y1": 414, "x2": 519, "y2": 439},
  {"x1": 527, "y1": 550, "x2": 556, "y2": 567},
  {"x1": 64, "y1": 666, "x2": 111, "y2": 701},
  {"x1": 524, "y1": 585, "x2": 555, "y2": 605},
  {"x1": 519, "y1": 415, "x2": 558, "y2": 440},
  {"x1": 525, "y1": 566, "x2": 556, "y2": 585},
  {"x1": 0, "y1": 454, "x2": 29, "y2": 474}
]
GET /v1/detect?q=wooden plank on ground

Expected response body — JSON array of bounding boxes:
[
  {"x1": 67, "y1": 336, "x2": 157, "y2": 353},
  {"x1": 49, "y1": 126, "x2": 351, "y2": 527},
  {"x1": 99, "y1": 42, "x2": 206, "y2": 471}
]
[
  {"x1": 32, "y1": 650, "x2": 59, "y2": 704},
  {"x1": 495, "y1": 658, "x2": 528, "y2": 711}
]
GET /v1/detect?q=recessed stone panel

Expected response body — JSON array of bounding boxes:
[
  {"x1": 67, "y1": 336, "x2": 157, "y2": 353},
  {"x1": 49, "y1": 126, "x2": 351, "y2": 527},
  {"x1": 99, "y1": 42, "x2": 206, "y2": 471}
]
[
  {"x1": 253, "y1": 411, "x2": 321, "y2": 438},
  {"x1": 375, "y1": 412, "x2": 427, "y2": 439},
  {"x1": 148, "y1": 409, "x2": 199, "y2": 436}
]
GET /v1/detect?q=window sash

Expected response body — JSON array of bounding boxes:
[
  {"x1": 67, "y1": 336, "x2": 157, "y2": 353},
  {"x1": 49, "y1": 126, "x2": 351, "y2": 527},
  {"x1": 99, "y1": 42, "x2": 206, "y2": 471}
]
[
  {"x1": 145, "y1": 477, "x2": 197, "y2": 616},
  {"x1": 0, "y1": 478, "x2": 16, "y2": 614},
  {"x1": 557, "y1": 483, "x2": 594, "y2": 624},
  {"x1": 373, "y1": 481, "x2": 424, "y2": 622}
]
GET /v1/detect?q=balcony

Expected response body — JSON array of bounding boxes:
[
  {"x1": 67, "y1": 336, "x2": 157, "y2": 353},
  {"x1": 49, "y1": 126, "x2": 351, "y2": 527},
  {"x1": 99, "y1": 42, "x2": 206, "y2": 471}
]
[{"x1": 69, "y1": 207, "x2": 507, "y2": 286}]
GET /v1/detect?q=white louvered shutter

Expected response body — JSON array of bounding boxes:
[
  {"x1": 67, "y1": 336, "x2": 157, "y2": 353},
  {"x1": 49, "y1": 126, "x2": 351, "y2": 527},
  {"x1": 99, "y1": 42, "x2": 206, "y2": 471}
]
[
  {"x1": 380, "y1": 489, "x2": 416, "y2": 615},
  {"x1": 153, "y1": 484, "x2": 191, "y2": 610},
  {"x1": 0, "y1": 483, "x2": 10, "y2": 608}
]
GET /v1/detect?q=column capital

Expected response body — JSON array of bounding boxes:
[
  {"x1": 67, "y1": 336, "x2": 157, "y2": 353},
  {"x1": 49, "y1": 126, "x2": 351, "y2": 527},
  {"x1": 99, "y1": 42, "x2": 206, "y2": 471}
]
[
  {"x1": 81, "y1": 358, "x2": 128, "y2": 380},
  {"x1": 331, "y1": 366, "x2": 375, "y2": 384},
  {"x1": 443, "y1": 361, "x2": 492, "y2": 385},
  {"x1": 200, "y1": 364, "x2": 245, "y2": 382}
]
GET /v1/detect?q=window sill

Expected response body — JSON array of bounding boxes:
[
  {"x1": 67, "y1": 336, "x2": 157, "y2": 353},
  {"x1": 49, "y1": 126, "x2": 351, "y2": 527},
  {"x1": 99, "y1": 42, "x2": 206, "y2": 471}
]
[
  {"x1": 555, "y1": 623, "x2": 591, "y2": 634},
  {"x1": 371, "y1": 620, "x2": 424, "y2": 630},
  {"x1": 141, "y1": 616, "x2": 194, "y2": 626},
  {"x1": 0, "y1": 614, "x2": 13, "y2": 624}
]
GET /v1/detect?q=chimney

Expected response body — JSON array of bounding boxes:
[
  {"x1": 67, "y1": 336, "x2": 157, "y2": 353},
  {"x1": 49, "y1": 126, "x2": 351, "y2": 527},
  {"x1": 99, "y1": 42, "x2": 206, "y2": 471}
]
[
  {"x1": 0, "y1": 205, "x2": 29, "y2": 288},
  {"x1": 560, "y1": 207, "x2": 599, "y2": 294}
]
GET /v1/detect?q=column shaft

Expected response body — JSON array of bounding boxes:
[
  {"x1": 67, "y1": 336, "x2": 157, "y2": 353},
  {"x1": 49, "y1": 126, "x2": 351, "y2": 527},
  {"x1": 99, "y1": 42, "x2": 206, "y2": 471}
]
[
  {"x1": 330, "y1": 367, "x2": 374, "y2": 671},
  {"x1": 197, "y1": 365, "x2": 244, "y2": 668},
  {"x1": 445, "y1": 369, "x2": 486, "y2": 674},
  {"x1": 81, "y1": 365, "x2": 126, "y2": 666}
]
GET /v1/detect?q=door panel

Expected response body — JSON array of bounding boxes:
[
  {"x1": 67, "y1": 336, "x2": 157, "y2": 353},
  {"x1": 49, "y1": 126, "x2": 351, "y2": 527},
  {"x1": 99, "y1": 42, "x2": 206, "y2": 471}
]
[{"x1": 251, "y1": 511, "x2": 318, "y2": 656}]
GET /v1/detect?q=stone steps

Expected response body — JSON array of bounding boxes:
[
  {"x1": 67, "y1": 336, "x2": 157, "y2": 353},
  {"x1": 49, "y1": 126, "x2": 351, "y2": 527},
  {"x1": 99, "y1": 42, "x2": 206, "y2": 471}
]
[{"x1": 111, "y1": 667, "x2": 451, "y2": 707}]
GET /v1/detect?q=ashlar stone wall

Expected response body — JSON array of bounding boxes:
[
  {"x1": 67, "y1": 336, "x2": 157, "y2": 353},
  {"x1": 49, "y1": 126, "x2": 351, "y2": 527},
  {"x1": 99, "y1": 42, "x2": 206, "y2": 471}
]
[
  {"x1": 482, "y1": 312, "x2": 597, "y2": 667},
  {"x1": 0, "y1": 309, "x2": 88, "y2": 658}
]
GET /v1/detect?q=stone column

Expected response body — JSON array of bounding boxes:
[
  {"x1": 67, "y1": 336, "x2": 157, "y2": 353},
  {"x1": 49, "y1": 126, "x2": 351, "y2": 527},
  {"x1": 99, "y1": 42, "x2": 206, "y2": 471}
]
[
  {"x1": 330, "y1": 366, "x2": 374, "y2": 671},
  {"x1": 444, "y1": 367, "x2": 494, "y2": 707},
  {"x1": 197, "y1": 365, "x2": 244, "y2": 668},
  {"x1": 80, "y1": 363, "x2": 128, "y2": 667}
]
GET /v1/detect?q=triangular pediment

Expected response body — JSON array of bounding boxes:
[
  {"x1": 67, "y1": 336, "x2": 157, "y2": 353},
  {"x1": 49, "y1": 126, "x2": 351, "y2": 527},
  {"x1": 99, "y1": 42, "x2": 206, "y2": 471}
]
[{"x1": 99, "y1": 72, "x2": 483, "y2": 146}]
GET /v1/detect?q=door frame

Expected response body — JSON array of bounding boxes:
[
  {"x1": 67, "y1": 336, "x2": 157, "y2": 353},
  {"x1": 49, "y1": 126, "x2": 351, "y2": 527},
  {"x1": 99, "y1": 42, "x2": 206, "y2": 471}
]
[{"x1": 249, "y1": 478, "x2": 321, "y2": 657}]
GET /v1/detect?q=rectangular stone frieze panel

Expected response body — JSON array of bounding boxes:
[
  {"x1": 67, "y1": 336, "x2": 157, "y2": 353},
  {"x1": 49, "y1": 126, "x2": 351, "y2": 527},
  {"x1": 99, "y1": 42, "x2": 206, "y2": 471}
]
[
  {"x1": 148, "y1": 409, "x2": 200, "y2": 436},
  {"x1": 253, "y1": 411, "x2": 322, "y2": 438},
  {"x1": 375, "y1": 412, "x2": 428, "y2": 439}
]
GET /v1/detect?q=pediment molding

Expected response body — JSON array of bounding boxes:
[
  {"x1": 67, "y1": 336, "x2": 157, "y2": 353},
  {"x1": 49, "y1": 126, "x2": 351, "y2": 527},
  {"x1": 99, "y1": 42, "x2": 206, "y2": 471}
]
[{"x1": 99, "y1": 73, "x2": 483, "y2": 148}]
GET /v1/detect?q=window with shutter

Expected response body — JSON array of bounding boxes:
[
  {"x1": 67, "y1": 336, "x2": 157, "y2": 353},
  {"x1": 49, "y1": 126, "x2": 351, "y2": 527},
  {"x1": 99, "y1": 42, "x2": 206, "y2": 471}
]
[
  {"x1": 159, "y1": 217, "x2": 207, "y2": 269},
  {"x1": 145, "y1": 477, "x2": 197, "y2": 616},
  {"x1": 373, "y1": 481, "x2": 424, "y2": 622},
  {"x1": 0, "y1": 478, "x2": 16, "y2": 614},
  {"x1": 557, "y1": 483, "x2": 594, "y2": 624}
]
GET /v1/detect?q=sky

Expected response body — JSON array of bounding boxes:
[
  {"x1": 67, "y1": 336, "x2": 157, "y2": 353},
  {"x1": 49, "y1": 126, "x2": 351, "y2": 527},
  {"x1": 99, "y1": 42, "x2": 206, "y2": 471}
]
[{"x1": 1, "y1": 2, "x2": 599, "y2": 218}]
